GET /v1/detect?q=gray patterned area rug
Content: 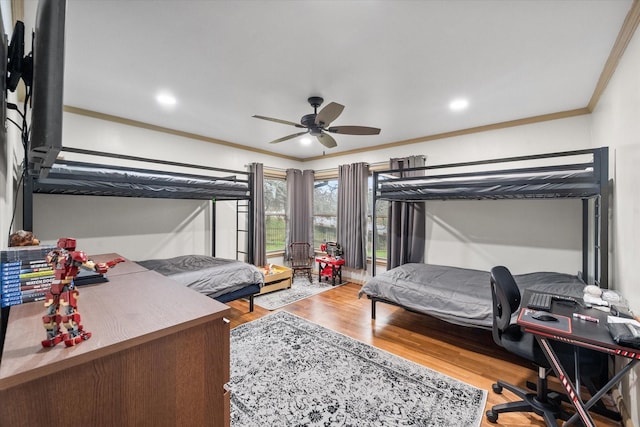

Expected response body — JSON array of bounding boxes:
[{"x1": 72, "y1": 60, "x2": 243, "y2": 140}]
[
  {"x1": 230, "y1": 311, "x2": 487, "y2": 426},
  {"x1": 253, "y1": 275, "x2": 346, "y2": 310}
]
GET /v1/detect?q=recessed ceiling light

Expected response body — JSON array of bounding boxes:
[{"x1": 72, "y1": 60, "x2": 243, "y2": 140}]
[
  {"x1": 156, "y1": 92, "x2": 177, "y2": 107},
  {"x1": 449, "y1": 98, "x2": 469, "y2": 112},
  {"x1": 300, "y1": 136, "x2": 312, "y2": 146}
]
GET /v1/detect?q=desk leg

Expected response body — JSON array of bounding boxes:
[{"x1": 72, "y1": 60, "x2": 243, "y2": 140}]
[
  {"x1": 567, "y1": 358, "x2": 638, "y2": 426},
  {"x1": 537, "y1": 337, "x2": 596, "y2": 427},
  {"x1": 319, "y1": 262, "x2": 327, "y2": 282}
]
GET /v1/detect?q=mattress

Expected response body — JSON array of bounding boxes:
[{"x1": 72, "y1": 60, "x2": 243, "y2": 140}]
[
  {"x1": 377, "y1": 167, "x2": 600, "y2": 200},
  {"x1": 34, "y1": 161, "x2": 250, "y2": 200},
  {"x1": 138, "y1": 255, "x2": 263, "y2": 298},
  {"x1": 358, "y1": 263, "x2": 586, "y2": 329}
]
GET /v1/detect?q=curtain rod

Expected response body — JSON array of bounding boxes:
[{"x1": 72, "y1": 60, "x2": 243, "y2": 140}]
[{"x1": 259, "y1": 160, "x2": 392, "y2": 178}]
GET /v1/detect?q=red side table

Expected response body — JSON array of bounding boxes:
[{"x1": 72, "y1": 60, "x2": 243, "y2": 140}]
[{"x1": 316, "y1": 256, "x2": 345, "y2": 286}]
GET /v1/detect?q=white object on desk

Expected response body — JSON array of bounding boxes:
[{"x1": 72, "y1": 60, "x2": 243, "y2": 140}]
[
  {"x1": 602, "y1": 290, "x2": 621, "y2": 303},
  {"x1": 584, "y1": 284, "x2": 602, "y2": 297},
  {"x1": 583, "y1": 294, "x2": 609, "y2": 307},
  {"x1": 607, "y1": 316, "x2": 640, "y2": 328}
]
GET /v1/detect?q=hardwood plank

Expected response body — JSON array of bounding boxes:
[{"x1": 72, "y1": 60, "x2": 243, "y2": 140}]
[{"x1": 227, "y1": 282, "x2": 622, "y2": 427}]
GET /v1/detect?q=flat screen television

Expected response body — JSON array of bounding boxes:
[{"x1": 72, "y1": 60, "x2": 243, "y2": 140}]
[
  {"x1": 28, "y1": 0, "x2": 66, "y2": 178},
  {"x1": 0, "y1": 2, "x2": 7, "y2": 360},
  {"x1": 0, "y1": 5, "x2": 7, "y2": 150}
]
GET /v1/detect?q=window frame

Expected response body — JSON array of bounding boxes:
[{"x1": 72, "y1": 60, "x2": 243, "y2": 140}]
[
  {"x1": 263, "y1": 170, "x2": 287, "y2": 254},
  {"x1": 313, "y1": 177, "x2": 339, "y2": 250}
]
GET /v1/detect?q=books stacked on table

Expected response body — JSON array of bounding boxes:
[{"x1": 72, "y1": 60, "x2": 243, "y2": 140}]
[{"x1": 1, "y1": 246, "x2": 55, "y2": 308}]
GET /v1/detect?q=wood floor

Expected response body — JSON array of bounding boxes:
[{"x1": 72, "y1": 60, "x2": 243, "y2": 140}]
[{"x1": 226, "y1": 282, "x2": 623, "y2": 427}]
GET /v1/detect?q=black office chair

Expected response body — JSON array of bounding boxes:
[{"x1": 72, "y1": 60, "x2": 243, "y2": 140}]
[{"x1": 486, "y1": 266, "x2": 607, "y2": 426}]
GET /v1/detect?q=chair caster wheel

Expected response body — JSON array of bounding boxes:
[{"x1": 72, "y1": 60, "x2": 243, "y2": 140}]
[
  {"x1": 486, "y1": 409, "x2": 498, "y2": 423},
  {"x1": 492, "y1": 383, "x2": 503, "y2": 394}
]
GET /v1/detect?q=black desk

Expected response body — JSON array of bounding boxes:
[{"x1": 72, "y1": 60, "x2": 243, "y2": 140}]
[{"x1": 518, "y1": 291, "x2": 639, "y2": 426}]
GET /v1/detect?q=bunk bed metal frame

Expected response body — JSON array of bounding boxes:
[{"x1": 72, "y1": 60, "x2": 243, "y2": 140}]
[
  {"x1": 22, "y1": 147, "x2": 255, "y2": 262},
  {"x1": 371, "y1": 147, "x2": 610, "y2": 288}
]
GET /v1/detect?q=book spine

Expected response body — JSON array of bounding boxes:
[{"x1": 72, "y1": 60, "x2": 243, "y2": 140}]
[
  {"x1": 2, "y1": 277, "x2": 54, "y2": 294},
  {"x1": 0, "y1": 257, "x2": 49, "y2": 271},
  {"x1": 0, "y1": 266, "x2": 52, "y2": 276},
  {"x1": 1, "y1": 292, "x2": 47, "y2": 307},
  {"x1": 1, "y1": 270, "x2": 54, "y2": 281},
  {"x1": 0, "y1": 271, "x2": 54, "y2": 285},
  {"x1": 18, "y1": 282, "x2": 52, "y2": 292},
  {"x1": 2, "y1": 283, "x2": 52, "y2": 295},
  {"x1": 0, "y1": 246, "x2": 55, "y2": 262}
]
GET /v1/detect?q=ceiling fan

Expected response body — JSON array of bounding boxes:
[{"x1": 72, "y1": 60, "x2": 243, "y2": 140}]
[{"x1": 253, "y1": 96, "x2": 381, "y2": 149}]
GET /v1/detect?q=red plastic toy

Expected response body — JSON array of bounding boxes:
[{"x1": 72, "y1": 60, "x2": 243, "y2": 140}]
[{"x1": 41, "y1": 237, "x2": 124, "y2": 348}]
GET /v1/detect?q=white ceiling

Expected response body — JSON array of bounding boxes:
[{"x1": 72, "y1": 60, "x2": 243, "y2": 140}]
[{"x1": 23, "y1": 0, "x2": 635, "y2": 160}]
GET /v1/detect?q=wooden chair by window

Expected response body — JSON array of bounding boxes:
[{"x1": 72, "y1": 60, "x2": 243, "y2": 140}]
[{"x1": 289, "y1": 242, "x2": 313, "y2": 282}]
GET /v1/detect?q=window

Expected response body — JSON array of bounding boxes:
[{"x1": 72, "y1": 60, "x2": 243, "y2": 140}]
[
  {"x1": 368, "y1": 176, "x2": 388, "y2": 260},
  {"x1": 312, "y1": 174, "x2": 388, "y2": 260},
  {"x1": 264, "y1": 177, "x2": 287, "y2": 252},
  {"x1": 313, "y1": 179, "x2": 338, "y2": 249}
]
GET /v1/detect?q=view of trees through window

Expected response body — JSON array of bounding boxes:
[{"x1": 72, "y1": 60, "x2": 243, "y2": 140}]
[
  {"x1": 264, "y1": 174, "x2": 388, "y2": 261},
  {"x1": 264, "y1": 178, "x2": 287, "y2": 252},
  {"x1": 313, "y1": 179, "x2": 338, "y2": 249},
  {"x1": 368, "y1": 175, "x2": 388, "y2": 260}
]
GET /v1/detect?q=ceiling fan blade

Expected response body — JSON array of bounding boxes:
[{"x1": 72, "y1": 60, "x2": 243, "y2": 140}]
[
  {"x1": 315, "y1": 102, "x2": 344, "y2": 126},
  {"x1": 316, "y1": 133, "x2": 337, "y2": 148},
  {"x1": 326, "y1": 125, "x2": 381, "y2": 135},
  {"x1": 269, "y1": 131, "x2": 309, "y2": 144},
  {"x1": 253, "y1": 115, "x2": 305, "y2": 128}
]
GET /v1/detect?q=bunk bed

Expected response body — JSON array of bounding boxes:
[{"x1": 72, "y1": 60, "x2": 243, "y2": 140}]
[
  {"x1": 361, "y1": 147, "x2": 609, "y2": 328},
  {"x1": 22, "y1": 147, "x2": 263, "y2": 311}
]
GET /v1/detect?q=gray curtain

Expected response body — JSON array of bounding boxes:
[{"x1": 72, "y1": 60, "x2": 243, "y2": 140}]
[
  {"x1": 387, "y1": 155, "x2": 426, "y2": 269},
  {"x1": 250, "y1": 163, "x2": 266, "y2": 267},
  {"x1": 337, "y1": 162, "x2": 369, "y2": 269},
  {"x1": 285, "y1": 169, "x2": 314, "y2": 258}
]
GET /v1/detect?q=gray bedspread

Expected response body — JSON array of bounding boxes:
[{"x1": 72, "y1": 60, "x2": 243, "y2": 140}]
[
  {"x1": 358, "y1": 263, "x2": 585, "y2": 329},
  {"x1": 138, "y1": 255, "x2": 264, "y2": 298}
]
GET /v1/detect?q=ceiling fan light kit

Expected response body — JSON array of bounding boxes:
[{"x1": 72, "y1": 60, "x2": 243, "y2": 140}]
[{"x1": 253, "y1": 96, "x2": 381, "y2": 149}]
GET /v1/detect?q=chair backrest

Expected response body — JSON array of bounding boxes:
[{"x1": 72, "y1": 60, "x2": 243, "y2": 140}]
[
  {"x1": 289, "y1": 242, "x2": 312, "y2": 268},
  {"x1": 490, "y1": 265, "x2": 522, "y2": 345}
]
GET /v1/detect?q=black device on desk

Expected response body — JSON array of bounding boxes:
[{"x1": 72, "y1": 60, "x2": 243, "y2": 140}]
[
  {"x1": 608, "y1": 322, "x2": 640, "y2": 348},
  {"x1": 520, "y1": 308, "x2": 571, "y2": 333},
  {"x1": 526, "y1": 292, "x2": 578, "y2": 311}
]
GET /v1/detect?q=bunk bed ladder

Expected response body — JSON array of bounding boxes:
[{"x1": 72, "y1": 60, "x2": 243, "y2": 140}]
[
  {"x1": 594, "y1": 196, "x2": 602, "y2": 287},
  {"x1": 236, "y1": 200, "x2": 250, "y2": 262},
  {"x1": 595, "y1": 147, "x2": 609, "y2": 289},
  {"x1": 372, "y1": 170, "x2": 380, "y2": 277},
  {"x1": 583, "y1": 196, "x2": 603, "y2": 287}
]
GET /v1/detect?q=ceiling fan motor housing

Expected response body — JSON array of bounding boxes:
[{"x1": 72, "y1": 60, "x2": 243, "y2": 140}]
[
  {"x1": 301, "y1": 113, "x2": 320, "y2": 129},
  {"x1": 305, "y1": 96, "x2": 325, "y2": 130}
]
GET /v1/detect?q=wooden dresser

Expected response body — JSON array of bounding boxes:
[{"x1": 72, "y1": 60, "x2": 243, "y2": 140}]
[{"x1": 0, "y1": 254, "x2": 230, "y2": 426}]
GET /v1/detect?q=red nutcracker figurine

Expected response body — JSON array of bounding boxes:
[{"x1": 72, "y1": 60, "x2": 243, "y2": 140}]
[{"x1": 42, "y1": 237, "x2": 124, "y2": 348}]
